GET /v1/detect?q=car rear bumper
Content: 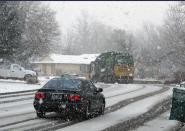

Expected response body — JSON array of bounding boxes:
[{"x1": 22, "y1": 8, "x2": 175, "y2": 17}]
[{"x1": 33, "y1": 100, "x2": 85, "y2": 113}]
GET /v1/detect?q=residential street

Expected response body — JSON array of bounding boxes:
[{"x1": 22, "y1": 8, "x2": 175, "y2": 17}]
[{"x1": 0, "y1": 80, "x2": 183, "y2": 131}]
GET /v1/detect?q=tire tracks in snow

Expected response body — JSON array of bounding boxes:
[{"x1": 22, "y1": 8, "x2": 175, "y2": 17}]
[
  {"x1": 0, "y1": 91, "x2": 36, "y2": 104},
  {"x1": 105, "y1": 85, "x2": 169, "y2": 114},
  {"x1": 0, "y1": 84, "x2": 114, "y2": 129},
  {"x1": 24, "y1": 85, "x2": 169, "y2": 131},
  {"x1": 0, "y1": 97, "x2": 34, "y2": 104},
  {"x1": 0, "y1": 84, "x2": 147, "y2": 130},
  {"x1": 0, "y1": 85, "x2": 169, "y2": 131},
  {"x1": 105, "y1": 86, "x2": 145, "y2": 99},
  {"x1": 103, "y1": 98, "x2": 172, "y2": 131},
  {"x1": 0, "y1": 90, "x2": 37, "y2": 96}
]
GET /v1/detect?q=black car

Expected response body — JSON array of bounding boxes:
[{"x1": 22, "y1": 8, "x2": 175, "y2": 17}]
[{"x1": 33, "y1": 75, "x2": 105, "y2": 119}]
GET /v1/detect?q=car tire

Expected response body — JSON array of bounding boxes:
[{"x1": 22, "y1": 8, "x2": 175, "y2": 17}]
[
  {"x1": 24, "y1": 74, "x2": 32, "y2": 81},
  {"x1": 36, "y1": 111, "x2": 46, "y2": 118},
  {"x1": 99, "y1": 101, "x2": 105, "y2": 115},
  {"x1": 82, "y1": 103, "x2": 90, "y2": 120}
]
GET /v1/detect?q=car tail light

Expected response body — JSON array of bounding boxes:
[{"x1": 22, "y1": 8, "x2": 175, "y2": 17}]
[
  {"x1": 68, "y1": 94, "x2": 81, "y2": 101},
  {"x1": 35, "y1": 92, "x2": 45, "y2": 99}
]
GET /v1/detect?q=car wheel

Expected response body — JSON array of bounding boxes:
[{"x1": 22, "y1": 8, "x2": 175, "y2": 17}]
[
  {"x1": 82, "y1": 103, "x2": 90, "y2": 120},
  {"x1": 36, "y1": 111, "x2": 46, "y2": 118},
  {"x1": 24, "y1": 74, "x2": 32, "y2": 81},
  {"x1": 99, "y1": 101, "x2": 105, "y2": 115}
]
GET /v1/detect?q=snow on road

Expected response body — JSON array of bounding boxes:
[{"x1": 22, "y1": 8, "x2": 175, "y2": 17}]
[
  {"x1": 132, "y1": 111, "x2": 181, "y2": 131},
  {"x1": 0, "y1": 100, "x2": 34, "y2": 118},
  {"x1": 0, "y1": 83, "x2": 159, "y2": 119},
  {"x1": 0, "y1": 84, "x2": 145, "y2": 118},
  {"x1": 0, "y1": 79, "x2": 176, "y2": 131},
  {"x1": 0, "y1": 94, "x2": 33, "y2": 103},
  {"x1": 105, "y1": 84, "x2": 162, "y2": 107},
  {"x1": 103, "y1": 84, "x2": 144, "y2": 98},
  {"x1": 57, "y1": 86, "x2": 173, "y2": 131}
]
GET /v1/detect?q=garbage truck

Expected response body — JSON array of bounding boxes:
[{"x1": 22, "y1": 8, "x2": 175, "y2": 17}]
[{"x1": 89, "y1": 51, "x2": 134, "y2": 83}]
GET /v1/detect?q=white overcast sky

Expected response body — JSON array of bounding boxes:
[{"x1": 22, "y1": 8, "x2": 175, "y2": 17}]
[{"x1": 43, "y1": 1, "x2": 176, "y2": 33}]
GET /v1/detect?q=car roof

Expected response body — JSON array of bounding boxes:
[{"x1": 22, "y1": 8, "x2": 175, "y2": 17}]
[{"x1": 50, "y1": 76, "x2": 88, "y2": 82}]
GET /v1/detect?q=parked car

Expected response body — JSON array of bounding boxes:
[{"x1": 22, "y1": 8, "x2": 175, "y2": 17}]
[
  {"x1": 0, "y1": 64, "x2": 38, "y2": 83},
  {"x1": 33, "y1": 75, "x2": 105, "y2": 119}
]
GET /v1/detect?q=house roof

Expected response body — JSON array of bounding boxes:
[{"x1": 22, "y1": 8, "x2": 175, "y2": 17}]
[{"x1": 32, "y1": 53, "x2": 100, "y2": 65}]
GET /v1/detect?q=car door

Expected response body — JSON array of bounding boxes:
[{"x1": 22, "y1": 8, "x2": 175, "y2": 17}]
[
  {"x1": 89, "y1": 81, "x2": 102, "y2": 109},
  {"x1": 83, "y1": 81, "x2": 97, "y2": 111}
]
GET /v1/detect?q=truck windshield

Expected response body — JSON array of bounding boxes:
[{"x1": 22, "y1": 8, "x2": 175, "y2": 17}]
[
  {"x1": 116, "y1": 55, "x2": 134, "y2": 65},
  {"x1": 13, "y1": 65, "x2": 21, "y2": 70}
]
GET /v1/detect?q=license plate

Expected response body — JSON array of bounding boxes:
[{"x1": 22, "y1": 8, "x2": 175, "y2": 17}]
[
  {"x1": 52, "y1": 93, "x2": 63, "y2": 100},
  {"x1": 59, "y1": 104, "x2": 66, "y2": 109}
]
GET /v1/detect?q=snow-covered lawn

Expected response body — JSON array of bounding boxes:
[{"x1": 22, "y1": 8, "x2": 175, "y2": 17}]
[
  {"x1": 0, "y1": 76, "x2": 52, "y2": 93},
  {"x1": 132, "y1": 111, "x2": 181, "y2": 131},
  {"x1": 0, "y1": 79, "x2": 25, "y2": 84},
  {"x1": 57, "y1": 87, "x2": 173, "y2": 131},
  {"x1": 0, "y1": 82, "x2": 42, "y2": 93}
]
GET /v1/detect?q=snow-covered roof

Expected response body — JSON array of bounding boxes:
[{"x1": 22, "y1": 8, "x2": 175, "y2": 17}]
[{"x1": 32, "y1": 53, "x2": 100, "y2": 65}]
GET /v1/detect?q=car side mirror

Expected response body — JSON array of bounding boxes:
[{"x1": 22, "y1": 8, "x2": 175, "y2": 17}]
[{"x1": 97, "y1": 88, "x2": 103, "y2": 93}]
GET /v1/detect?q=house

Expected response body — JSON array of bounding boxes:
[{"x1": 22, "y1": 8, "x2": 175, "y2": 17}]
[{"x1": 31, "y1": 54, "x2": 100, "y2": 78}]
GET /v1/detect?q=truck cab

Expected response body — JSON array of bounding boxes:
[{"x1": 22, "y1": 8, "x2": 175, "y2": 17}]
[
  {"x1": 0, "y1": 64, "x2": 37, "y2": 81},
  {"x1": 10, "y1": 64, "x2": 37, "y2": 79}
]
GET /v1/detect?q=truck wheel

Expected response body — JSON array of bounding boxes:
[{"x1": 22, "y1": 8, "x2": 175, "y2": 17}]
[{"x1": 24, "y1": 74, "x2": 32, "y2": 81}]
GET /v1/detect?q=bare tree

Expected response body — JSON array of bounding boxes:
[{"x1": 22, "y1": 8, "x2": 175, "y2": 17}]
[
  {"x1": 72, "y1": 10, "x2": 92, "y2": 54},
  {"x1": 17, "y1": 2, "x2": 61, "y2": 65},
  {"x1": 63, "y1": 10, "x2": 135, "y2": 56},
  {"x1": 161, "y1": 2, "x2": 185, "y2": 72},
  {"x1": 0, "y1": 1, "x2": 61, "y2": 66}
]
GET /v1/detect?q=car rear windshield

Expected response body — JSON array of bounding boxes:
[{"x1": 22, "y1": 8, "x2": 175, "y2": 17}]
[{"x1": 43, "y1": 78, "x2": 81, "y2": 90}]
